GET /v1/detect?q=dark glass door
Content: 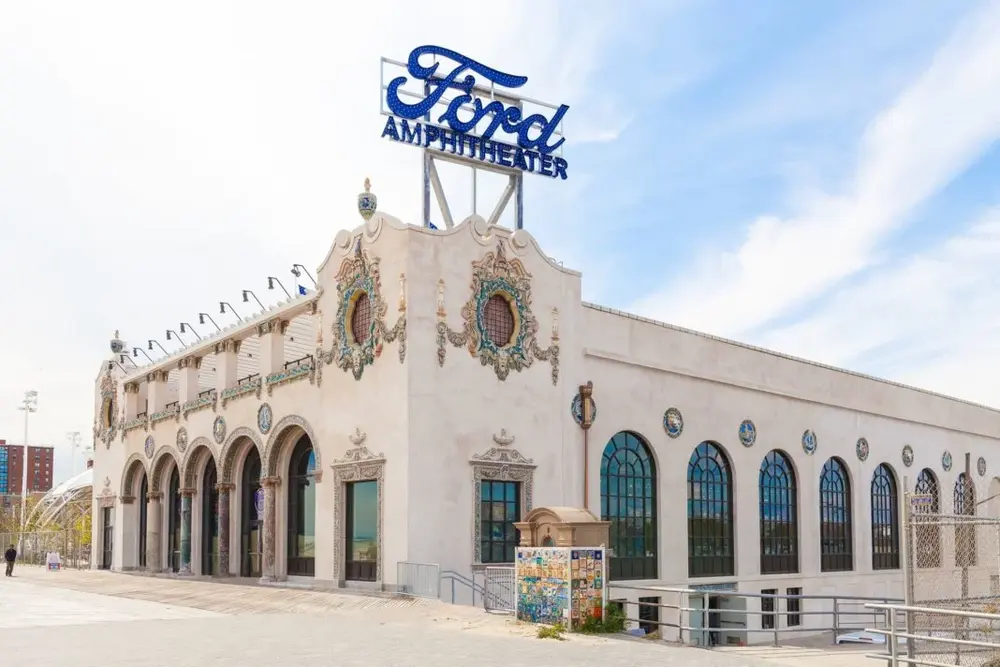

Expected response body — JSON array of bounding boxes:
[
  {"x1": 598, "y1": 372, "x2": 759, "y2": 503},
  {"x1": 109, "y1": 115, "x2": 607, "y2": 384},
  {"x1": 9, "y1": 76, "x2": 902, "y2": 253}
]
[
  {"x1": 138, "y1": 474, "x2": 148, "y2": 568},
  {"x1": 287, "y1": 436, "x2": 316, "y2": 576},
  {"x1": 241, "y1": 448, "x2": 261, "y2": 578},
  {"x1": 167, "y1": 468, "x2": 181, "y2": 572},
  {"x1": 345, "y1": 480, "x2": 378, "y2": 582},
  {"x1": 101, "y1": 507, "x2": 113, "y2": 570},
  {"x1": 201, "y1": 461, "x2": 218, "y2": 575}
]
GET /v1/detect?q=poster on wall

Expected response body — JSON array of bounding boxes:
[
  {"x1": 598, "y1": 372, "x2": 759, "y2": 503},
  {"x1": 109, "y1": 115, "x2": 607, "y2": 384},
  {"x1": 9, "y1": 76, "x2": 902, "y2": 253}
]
[
  {"x1": 515, "y1": 547, "x2": 607, "y2": 628},
  {"x1": 515, "y1": 548, "x2": 570, "y2": 626}
]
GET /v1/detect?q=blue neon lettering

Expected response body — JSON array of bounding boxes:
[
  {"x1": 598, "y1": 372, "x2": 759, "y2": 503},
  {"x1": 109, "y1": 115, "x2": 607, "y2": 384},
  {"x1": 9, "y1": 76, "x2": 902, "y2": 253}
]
[{"x1": 386, "y1": 45, "x2": 568, "y2": 155}]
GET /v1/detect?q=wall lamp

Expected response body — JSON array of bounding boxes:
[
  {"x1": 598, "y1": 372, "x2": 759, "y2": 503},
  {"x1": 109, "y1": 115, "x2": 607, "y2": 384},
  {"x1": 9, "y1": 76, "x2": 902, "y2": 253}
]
[
  {"x1": 148, "y1": 339, "x2": 169, "y2": 356},
  {"x1": 291, "y1": 264, "x2": 317, "y2": 287},
  {"x1": 219, "y1": 301, "x2": 243, "y2": 322},
  {"x1": 165, "y1": 329, "x2": 187, "y2": 346},
  {"x1": 119, "y1": 354, "x2": 138, "y2": 367},
  {"x1": 179, "y1": 322, "x2": 202, "y2": 340},
  {"x1": 133, "y1": 347, "x2": 155, "y2": 363},
  {"x1": 198, "y1": 313, "x2": 221, "y2": 331},
  {"x1": 242, "y1": 290, "x2": 265, "y2": 310},
  {"x1": 267, "y1": 276, "x2": 291, "y2": 299}
]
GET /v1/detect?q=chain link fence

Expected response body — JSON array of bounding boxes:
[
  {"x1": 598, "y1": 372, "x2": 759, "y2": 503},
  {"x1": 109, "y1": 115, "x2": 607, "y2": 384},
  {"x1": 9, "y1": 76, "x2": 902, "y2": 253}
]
[
  {"x1": 904, "y1": 480, "x2": 1000, "y2": 667},
  {"x1": 0, "y1": 529, "x2": 91, "y2": 570}
]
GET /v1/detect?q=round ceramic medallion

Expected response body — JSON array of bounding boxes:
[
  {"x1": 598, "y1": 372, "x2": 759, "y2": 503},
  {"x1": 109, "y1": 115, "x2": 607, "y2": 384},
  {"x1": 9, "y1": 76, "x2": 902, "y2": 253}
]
[
  {"x1": 571, "y1": 393, "x2": 597, "y2": 426},
  {"x1": 176, "y1": 427, "x2": 188, "y2": 453},
  {"x1": 856, "y1": 437, "x2": 869, "y2": 462},
  {"x1": 663, "y1": 408, "x2": 683, "y2": 438},
  {"x1": 213, "y1": 416, "x2": 227, "y2": 444},
  {"x1": 978, "y1": 456, "x2": 987, "y2": 477},
  {"x1": 902, "y1": 445, "x2": 914, "y2": 467},
  {"x1": 739, "y1": 420, "x2": 756, "y2": 447},
  {"x1": 258, "y1": 403, "x2": 273, "y2": 434},
  {"x1": 144, "y1": 435, "x2": 155, "y2": 458},
  {"x1": 802, "y1": 430, "x2": 818, "y2": 455},
  {"x1": 942, "y1": 451, "x2": 953, "y2": 472}
]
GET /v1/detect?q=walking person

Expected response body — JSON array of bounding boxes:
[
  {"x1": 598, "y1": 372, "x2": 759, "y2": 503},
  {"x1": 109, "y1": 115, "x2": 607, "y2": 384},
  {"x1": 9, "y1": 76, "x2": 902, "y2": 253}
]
[{"x1": 5, "y1": 544, "x2": 16, "y2": 577}]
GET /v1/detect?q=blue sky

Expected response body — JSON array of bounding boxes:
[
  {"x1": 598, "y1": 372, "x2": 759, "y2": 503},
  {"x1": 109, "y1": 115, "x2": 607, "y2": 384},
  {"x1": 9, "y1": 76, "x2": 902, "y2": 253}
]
[{"x1": 2, "y1": 1, "x2": 1000, "y2": 485}]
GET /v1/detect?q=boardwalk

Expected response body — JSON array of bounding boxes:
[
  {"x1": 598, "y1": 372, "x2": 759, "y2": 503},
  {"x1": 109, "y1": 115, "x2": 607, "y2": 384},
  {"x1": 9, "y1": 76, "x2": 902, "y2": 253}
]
[{"x1": 0, "y1": 567, "x2": 871, "y2": 667}]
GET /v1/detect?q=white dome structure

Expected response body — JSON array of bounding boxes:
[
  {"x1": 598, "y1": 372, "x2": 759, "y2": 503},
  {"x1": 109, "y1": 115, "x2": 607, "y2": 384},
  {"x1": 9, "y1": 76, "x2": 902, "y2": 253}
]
[{"x1": 29, "y1": 467, "x2": 93, "y2": 528}]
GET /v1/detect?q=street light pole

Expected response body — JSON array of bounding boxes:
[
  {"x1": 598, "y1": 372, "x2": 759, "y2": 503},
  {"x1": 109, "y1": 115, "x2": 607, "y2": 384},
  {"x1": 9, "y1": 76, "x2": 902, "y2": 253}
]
[
  {"x1": 67, "y1": 431, "x2": 82, "y2": 476},
  {"x1": 17, "y1": 390, "x2": 38, "y2": 551}
]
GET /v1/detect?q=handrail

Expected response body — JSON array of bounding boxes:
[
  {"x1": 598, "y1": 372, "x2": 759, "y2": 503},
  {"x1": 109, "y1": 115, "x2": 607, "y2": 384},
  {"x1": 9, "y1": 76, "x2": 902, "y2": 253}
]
[
  {"x1": 237, "y1": 373, "x2": 260, "y2": 386},
  {"x1": 164, "y1": 401, "x2": 179, "y2": 410},
  {"x1": 440, "y1": 569, "x2": 486, "y2": 607},
  {"x1": 863, "y1": 601, "x2": 1000, "y2": 667},
  {"x1": 284, "y1": 354, "x2": 314, "y2": 370},
  {"x1": 198, "y1": 389, "x2": 214, "y2": 398}
]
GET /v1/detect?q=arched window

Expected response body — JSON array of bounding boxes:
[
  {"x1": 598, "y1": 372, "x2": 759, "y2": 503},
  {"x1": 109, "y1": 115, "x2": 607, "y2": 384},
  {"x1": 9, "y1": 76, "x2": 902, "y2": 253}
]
[
  {"x1": 600, "y1": 431, "x2": 657, "y2": 580},
  {"x1": 687, "y1": 442, "x2": 734, "y2": 578},
  {"x1": 759, "y1": 450, "x2": 798, "y2": 574},
  {"x1": 819, "y1": 457, "x2": 853, "y2": 572},
  {"x1": 954, "y1": 473, "x2": 977, "y2": 567},
  {"x1": 914, "y1": 469, "x2": 940, "y2": 568},
  {"x1": 871, "y1": 464, "x2": 900, "y2": 570}
]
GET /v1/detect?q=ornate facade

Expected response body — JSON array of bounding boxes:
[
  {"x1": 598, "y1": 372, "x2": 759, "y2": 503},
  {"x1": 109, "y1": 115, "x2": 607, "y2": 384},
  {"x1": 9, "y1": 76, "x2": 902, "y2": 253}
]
[{"x1": 92, "y1": 190, "x2": 1000, "y2": 625}]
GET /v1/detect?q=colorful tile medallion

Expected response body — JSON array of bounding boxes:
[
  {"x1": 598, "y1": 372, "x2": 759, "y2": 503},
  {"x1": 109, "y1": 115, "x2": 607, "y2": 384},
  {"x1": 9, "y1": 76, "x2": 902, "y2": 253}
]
[
  {"x1": 257, "y1": 403, "x2": 273, "y2": 435},
  {"x1": 856, "y1": 437, "x2": 869, "y2": 462},
  {"x1": 144, "y1": 435, "x2": 155, "y2": 458},
  {"x1": 901, "y1": 445, "x2": 914, "y2": 467},
  {"x1": 978, "y1": 456, "x2": 987, "y2": 477},
  {"x1": 176, "y1": 427, "x2": 188, "y2": 453},
  {"x1": 663, "y1": 408, "x2": 683, "y2": 438},
  {"x1": 739, "y1": 420, "x2": 756, "y2": 447},
  {"x1": 802, "y1": 430, "x2": 817, "y2": 455},
  {"x1": 942, "y1": 451, "x2": 953, "y2": 472},
  {"x1": 571, "y1": 393, "x2": 597, "y2": 427},
  {"x1": 213, "y1": 415, "x2": 227, "y2": 445}
]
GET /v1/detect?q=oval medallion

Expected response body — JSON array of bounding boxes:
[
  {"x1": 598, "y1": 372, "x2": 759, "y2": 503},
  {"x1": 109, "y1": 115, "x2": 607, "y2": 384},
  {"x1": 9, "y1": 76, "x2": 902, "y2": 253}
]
[
  {"x1": 739, "y1": 420, "x2": 756, "y2": 447},
  {"x1": 571, "y1": 393, "x2": 597, "y2": 426},
  {"x1": 978, "y1": 456, "x2": 987, "y2": 477},
  {"x1": 856, "y1": 437, "x2": 869, "y2": 462},
  {"x1": 258, "y1": 403, "x2": 273, "y2": 434},
  {"x1": 176, "y1": 427, "x2": 188, "y2": 453},
  {"x1": 802, "y1": 430, "x2": 818, "y2": 455},
  {"x1": 942, "y1": 451, "x2": 953, "y2": 472},
  {"x1": 213, "y1": 415, "x2": 227, "y2": 445},
  {"x1": 902, "y1": 445, "x2": 914, "y2": 467},
  {"x1": 144, "y1": 435, "x2": 155, "y2": 458},
  {"x1": 663, "y1": 408, "x2": 683, "y2": 439}
]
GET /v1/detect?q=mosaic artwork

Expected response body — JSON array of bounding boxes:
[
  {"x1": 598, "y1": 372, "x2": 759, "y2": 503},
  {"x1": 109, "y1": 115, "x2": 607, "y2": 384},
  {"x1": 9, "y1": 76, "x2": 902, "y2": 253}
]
[
  {"x1": 437, "y1": 240, "x2": 559, "y2": 384},
  {"x1": 570, "y1": 393, "x2": 597, "y2": 427},
  {"x1": 739, "y1": 419, "x2": 756, "y2": 447},
  {"x1": 856, "y1": 437, "x2": 869, "y2": 461},
  {"x1": 569, "y1": 549, "x2": 605, "y2": 626},
  {"x1": 321, "y1": 245, "x2": 406, "y2": 381},
  {"x1": 902, "y1": 445, "x2": 914, "y2": 467},
  {"x1": 663, "y1": 408, "x2": 683, "y2": 438},
  {"x1": 802, "y1": 429, "x2": 818, "y2": 455},
  {"x1": 942, "y1": 451, "x2": 953, "y2": 472},
  {"x1": 516, "y1": 548, "x2": 570, "y2": 626},
  {"x1": 978, "y1": 456, "x2": 987, "y2": 477},
  {"x1": 144, "y1": 435, "x2": 155, "y2": 458},
  {"x1": 257, "y1": 403, "x2": 273, "y2": 434},
  {"x1": 213, "y1": 416, "x2": 227, "y2": 445}
]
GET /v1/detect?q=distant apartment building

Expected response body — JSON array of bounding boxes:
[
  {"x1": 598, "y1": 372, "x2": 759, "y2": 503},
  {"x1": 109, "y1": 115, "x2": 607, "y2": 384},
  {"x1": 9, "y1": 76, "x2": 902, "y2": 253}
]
[{"x1": 0, "y1": 440, "x2": 55, "y2": 495}]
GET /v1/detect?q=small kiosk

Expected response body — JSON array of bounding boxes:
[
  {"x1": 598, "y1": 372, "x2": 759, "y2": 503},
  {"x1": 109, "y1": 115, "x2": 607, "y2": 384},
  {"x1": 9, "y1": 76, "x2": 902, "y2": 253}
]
[{"x1": 512, "y1": 507, "x2": 610, "y2": 628}]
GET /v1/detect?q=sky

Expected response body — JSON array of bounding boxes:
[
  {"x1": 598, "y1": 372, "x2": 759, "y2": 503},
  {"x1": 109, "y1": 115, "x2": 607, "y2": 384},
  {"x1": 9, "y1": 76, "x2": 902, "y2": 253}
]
[{"x1": 2, "y1": 1, "x2": 1000, "y2": 486}]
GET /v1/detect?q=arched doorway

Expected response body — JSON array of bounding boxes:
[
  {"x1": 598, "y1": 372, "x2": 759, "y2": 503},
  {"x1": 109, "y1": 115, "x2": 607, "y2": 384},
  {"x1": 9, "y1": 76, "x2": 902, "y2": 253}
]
[
  {"x1": 241, "y1": 447, "x2": 262, "y2": 578},
  {"x1": 599, "y1": 431, "x2": 657, "y2": 580},
  {"x1": 167, "y1": 467, "x2": 181, "y2": 573},
  {"x1": 138, "y1": 473, "x2": 148, "y2": 569},
  {"x1": 287, "y1": 435, "x2": 316, "y2": 577},
  {"x1": 201, "y1": 460, "x2": 218, "y2": 575}
]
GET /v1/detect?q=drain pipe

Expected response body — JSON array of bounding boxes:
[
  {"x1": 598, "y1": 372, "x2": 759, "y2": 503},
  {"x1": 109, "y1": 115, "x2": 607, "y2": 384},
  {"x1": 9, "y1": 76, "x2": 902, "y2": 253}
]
[{"x1": 579, "y1": 381, "x2": 595, "y2": 509}]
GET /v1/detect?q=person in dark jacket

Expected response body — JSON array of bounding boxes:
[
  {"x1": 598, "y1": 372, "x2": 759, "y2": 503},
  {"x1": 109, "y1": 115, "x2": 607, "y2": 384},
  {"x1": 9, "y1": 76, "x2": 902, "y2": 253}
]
[{"x1": 4, "y1": 545, "x2": 16, "y2": 576}]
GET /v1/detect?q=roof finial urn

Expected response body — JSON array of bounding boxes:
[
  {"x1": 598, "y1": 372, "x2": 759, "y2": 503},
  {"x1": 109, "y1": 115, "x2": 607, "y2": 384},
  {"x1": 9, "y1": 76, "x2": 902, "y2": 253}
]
[
  {"x1": 358, "y1": 178, "x2": 377, "y2": 221},
  {"x1": 110, "y1": 330, "x2": 125, "y2": 355}
]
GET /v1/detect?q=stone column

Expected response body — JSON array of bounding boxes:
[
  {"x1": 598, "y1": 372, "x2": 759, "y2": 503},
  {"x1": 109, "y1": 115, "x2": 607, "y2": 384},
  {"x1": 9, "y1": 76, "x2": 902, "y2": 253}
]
[
  {"x1": 216, "y1": 482, "x2": 234, "y2": 577},
  {"x1": 260, "y1": 476, "x2": 280, "y2": 582},
  {"x1": 146, "y1": 492, "x2": 162, "y2": 573},
  {"x1": 179, "y1": 489, "x2": 194, "y2": 575}
]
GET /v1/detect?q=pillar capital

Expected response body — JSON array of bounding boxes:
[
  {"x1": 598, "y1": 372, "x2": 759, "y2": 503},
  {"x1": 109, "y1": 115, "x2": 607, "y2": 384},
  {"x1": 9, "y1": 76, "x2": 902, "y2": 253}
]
[
  {"x1": 146, "y1": 491, "x2": 163, "y2": 501},
  {"x1": 215, "y1": 482, "x2": 236, "y2": 492},
  {"x1": 261, "y1": 476, "x2": 281, "y2": 488},
  {"x1": 120, "y1": 495, "x2": 135, "y2": 504},
  {"x1": 180, "y1": 488, "x2": 197, "y2": 498}
]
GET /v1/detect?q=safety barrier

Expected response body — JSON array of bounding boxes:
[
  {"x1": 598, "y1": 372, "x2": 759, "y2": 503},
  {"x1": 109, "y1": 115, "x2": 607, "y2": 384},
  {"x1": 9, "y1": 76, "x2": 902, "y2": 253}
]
[{"x1": 396, "y1": 561, "x2": 441, "y2": 599}]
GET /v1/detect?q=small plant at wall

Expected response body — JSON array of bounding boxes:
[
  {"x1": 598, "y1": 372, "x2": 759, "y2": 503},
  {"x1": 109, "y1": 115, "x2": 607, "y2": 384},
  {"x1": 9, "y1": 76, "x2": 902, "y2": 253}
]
[
  {"x1": 574, "y1": 603, "x2": 627, "y2": 635},
  {"x1": 537, "y1": 623, "x2": 565, "y2": 640}
]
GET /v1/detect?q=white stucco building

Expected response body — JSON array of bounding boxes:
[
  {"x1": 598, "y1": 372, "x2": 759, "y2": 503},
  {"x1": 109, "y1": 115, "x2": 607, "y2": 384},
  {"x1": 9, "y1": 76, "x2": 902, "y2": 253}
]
[{"x1": 91, "y1": 184, "x2": 1000, "y2": 641}]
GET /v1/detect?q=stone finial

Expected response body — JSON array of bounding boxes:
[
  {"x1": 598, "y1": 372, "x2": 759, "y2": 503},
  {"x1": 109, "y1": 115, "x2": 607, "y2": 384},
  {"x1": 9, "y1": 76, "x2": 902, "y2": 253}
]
[
  {"x1": 110, "y1": 330, "x2": 125, "y2": 355},
  {"x1": 493, "y1": 429, "x2": 515, "y2": 447},
  {"x1": 358, "y1": 178, "x2": 378, "y2": 221},
  {"x1": 349, "y1": 428, "x2": 367, "y2": 446}
]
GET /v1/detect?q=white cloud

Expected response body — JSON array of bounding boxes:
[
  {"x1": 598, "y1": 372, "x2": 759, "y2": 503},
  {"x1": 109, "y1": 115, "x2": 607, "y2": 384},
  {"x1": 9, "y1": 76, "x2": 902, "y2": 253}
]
[
  {"x1": 0, "y1": 0, "x2": 630, "y2": 483},
  {"x1": 631, "y1": 0, "x2": 1000, "y2": 338},
  {"x1": 757, "y1": 209, "x2": 1000, "y2": 406}
]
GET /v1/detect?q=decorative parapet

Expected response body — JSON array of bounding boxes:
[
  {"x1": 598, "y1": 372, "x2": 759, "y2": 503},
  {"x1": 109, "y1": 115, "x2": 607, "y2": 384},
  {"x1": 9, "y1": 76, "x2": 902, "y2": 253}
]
[
  {"x1": 265, "y1": 359, "x2": 315, "y2": 395},
  {"x1": 221, "y1": 377, "x2": 261, "y2": 407},
  {"x1": 182, "y1": 391, "x2": 217, "y2": 419},
  {"x1": 122, "y1": 416, "x2": 148, "y2": 435},
  {"x1": 149, "y1": 404, "x2": 180, "y2": 427}
]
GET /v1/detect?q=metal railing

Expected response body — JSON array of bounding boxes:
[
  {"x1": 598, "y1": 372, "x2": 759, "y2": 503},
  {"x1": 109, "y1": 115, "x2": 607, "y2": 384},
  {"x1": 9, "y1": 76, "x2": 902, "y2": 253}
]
[
  {"x1": 864, "y1": 602, "x2": 1000, "y2": 666},
  {"x1": 483, "y1": 566, "x2": 515, "y2": 613},
  {"x1": 284, "y1": 355, "x2": 314, "y2": 370},
  {"x1": 610, "y1": 583, "x2": 901, "y2": 647},
  {"x1": 197, "y1": 389, "x2": 214, "y2": 398},
  {"x1": 0, "y1": 530, "x2": 91, "y2": 570},
  {"x1": 440, "y1": 569, "x2": 486, "y2": 607},
  {"x1": 237, "y1": 373, "x2": 259, "y2": 386},
  {"x1": 397, "y1": 561, "x2": 441, "y2": 599}
]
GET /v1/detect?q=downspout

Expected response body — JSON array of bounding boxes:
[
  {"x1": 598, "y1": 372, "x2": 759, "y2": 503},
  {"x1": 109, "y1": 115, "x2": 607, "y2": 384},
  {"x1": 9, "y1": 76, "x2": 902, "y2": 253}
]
[{"x1": 579, "y1": 381, "x2": 594, "y2": 509}]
